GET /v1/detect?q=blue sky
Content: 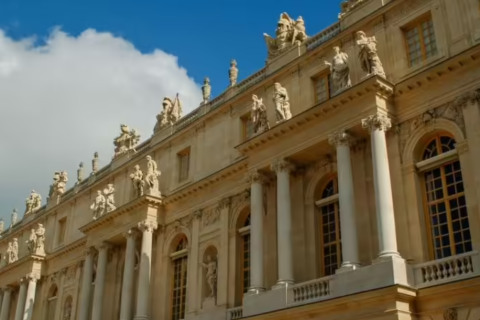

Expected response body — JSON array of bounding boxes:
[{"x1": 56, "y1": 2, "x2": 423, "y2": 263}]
[{"x1": 0, "y1": 0, "x2": 339, "y2": 97}]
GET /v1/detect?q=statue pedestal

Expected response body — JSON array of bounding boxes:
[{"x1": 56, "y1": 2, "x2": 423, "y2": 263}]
[
  {"x1": 151, "y1": 125, "x2": 174, "y2": 145},
  {"x1": 146, "y1": 189, "x2": 162, "y2": 198},
  {"x1": 202, "y1": 297, "x2": 216, "y2": 310}
]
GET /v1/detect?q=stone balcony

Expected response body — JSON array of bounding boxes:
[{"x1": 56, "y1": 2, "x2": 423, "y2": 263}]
[{"x1": 226, "y1": 251, "x2": 480, "y2": 319}]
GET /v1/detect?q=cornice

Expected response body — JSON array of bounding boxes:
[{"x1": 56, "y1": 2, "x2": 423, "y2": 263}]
[
  {"x1": 45, "y1": 238, "x2": 87, "y2": 262},
  {"x1": 163, "y1": 158, "x2": 248, "y2": 205},
  {"x1": 0, "y1": 254, "x2": 45, "y2": 277},
  {"x1": 79, "y1": 195, "x2": 163, "y2": 234},
  {"x1": 395, "y1": 44, "x2": 480, "y2": 98},
  {"x1": 235, "y1": 75, "x2": 394, "y2": 155}
]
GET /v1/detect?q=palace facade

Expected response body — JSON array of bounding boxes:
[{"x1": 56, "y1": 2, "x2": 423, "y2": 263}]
[{"x1": 1, "y1": 0, "x2": 480, "y2": 319}]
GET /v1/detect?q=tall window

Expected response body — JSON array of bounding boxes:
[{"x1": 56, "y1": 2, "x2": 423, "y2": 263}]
[
  {"x1": 404, "y1": 15, "x2": 437, "y2": 67},
  {"x1": 420, "y1": 135, "x2": 472, "y2": 260},
  {"x1": 171, "y1": 237, "x2": 188, "y2": 320},
  {"x1": 239, "y1": 214, "x2": 251, "y2": 293},
  {"x1": 178, "y1": 148, "x2": 190, "y2": 183},
  {"x1": 57, "y1": 218, "x2": 67, "y2": 246},
  {"x1": 241, "y1": 115, "x2": 254, "y2": 141},
  {"x1": 46, "y1": 285, "x2": 58, "y2": 320},
  {"x1": 315, "y1": 179, "x2": 342, "y2": 276},
  {"x1": 313, "y1": 74, "x2": 330, "y2": 104}
]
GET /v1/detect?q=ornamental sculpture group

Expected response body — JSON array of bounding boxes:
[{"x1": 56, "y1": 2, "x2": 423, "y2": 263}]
[
  {"x1": 89, "y1": 155, "x2": 162, "y2": 220},
  {"x1": 252, "y1": 16, "x2": 386, "y2": 136},
  {"x1": 0, "y1": 223, "x2": 45, "y2": 269}
]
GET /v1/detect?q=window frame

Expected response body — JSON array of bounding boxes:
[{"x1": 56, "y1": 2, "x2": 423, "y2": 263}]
[
  {"x1": 177, "y1": 148, "x2": 191, "y2": 183},
  {"x1": 312, "y1": 72, "x2": 331, "y2": 105},
  {"x1": 170, "y1": 237, "x2": 188, "y2": 320},
  {"x1": 240, "y1": 114, "x2": 254, "y2": 141},
  {"x1": 238, "y1": 214, "x2": 251, "y2": 294},
  {"x1": 418, "y1": 134, "x2": 472, "y2": 260},
  {"x1": 315, "y1": 178, "x2": 342, "y2": 276},
  {"x1": 57, "y1": 218, "x2": 67, "y2": 246},
  {"x1": 403, "y1": 13, "x2": 437, "y2": 67}
]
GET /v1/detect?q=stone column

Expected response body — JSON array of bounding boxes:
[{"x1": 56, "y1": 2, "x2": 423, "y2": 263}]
[
  {"x1": 91, "y1": 243, "x2": 111, "y2": 320},
  {"x1": 134, "y1": 220, "x2": 157, "y2": 320},
  {"x1": 14, "y1": 279, "x2": 27, "y2": 320},
  {"x1": 119, "y1": 229, "x2": 139, "y2": 320},
  {"x1": 328, "y1": 131, "x2": 361, "y2": 270},
  {"x1": 22, "y1": 274, "x2": 39, "y2": 320},
  {"x1": 78, "y1": 248, "x2": 94, "y2": 320},
  {"x1": 0, "y1": 287, "x2": 12, "y2": 320},
  {"x1": 362, "y1": 113, "x2": 401, "y2": 259},
  {"x1": 247, "y1": 169, "x2": 266, "y2": 293},
  {"x1": 271, "y1": 159, "x2": 295, "y2": 287}
]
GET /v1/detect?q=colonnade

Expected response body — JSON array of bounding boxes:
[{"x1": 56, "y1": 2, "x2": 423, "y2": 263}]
[
  {"x1": 0, "y1": 274, "x2": 39, "y2": 320},
  {"x1": 78, "y1": 220, "x2": 157, "y2": 320},
  {"x1": 247, "y1": 113, "x2": 400, "y2": 291}
]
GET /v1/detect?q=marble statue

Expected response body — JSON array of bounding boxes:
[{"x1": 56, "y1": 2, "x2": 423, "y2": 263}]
[
  {"x1": 202, "y1": 77, "x2": 211, "y2": 104},
  {"x1": 90, "y1": 190, "x2": 106, "y2": 220},
  {"x1": 145, "y1": 155, "x2": 161, "y2": 197},
  {"x1": 264, "y1": 13, "x2": 307, "y2": 58},
  {"x1": 104, "y1": 184, "x2": 116, "y2": 212},
  {"x1": 251, "y1": 94, "x2": 270, "y2": 135},
  {"x1": 229, "y1": 59, "x2": 238, "y2": 87},
  {"x1": 130, "y1": 165, "x2": 145, "y2": 198},
  {"x1": 63, "y1": 300, "x2": 72, "y2": 320},
  {"x1": 26, "y1": 228, "x2": 36, "y2": 254},
  {"x1": 273, "y1": 82, "x2": 292, "y2": 122},
  {"x1": 0, "y1": 218, "x2": 3, "y2": 234},
  {"x1": 356, "y1": 31, "x2": 386, "y2": 78},
  {"x1": 154, "y1": 94, "x2": 183, "y2": 132},
  {"x1": 325, "y1": 46, "x2": 352, "y2": 94},
  {"x1": 35, "y1": 223, "x2": 46, "y2": 255},
  {"x1": 113, "y1": 124, "x2": 141, "y2": 157},
  {"x1": 200, "y1": 255, "x2": 217, "y2": 299},
  {"x1": 25, "y1": 191, "x2": 42, "y2": 215},
  {"x1": 7, "y1": 239, "x2": 18, "y2": 264},
  {"x1": 48, "y1": 171, "x2": 68, "y2": 204},
  {"x1": 77, "y1": 162, "x2": 84, "y2": 184},
  {"x1": 11, "y1": 209, "x2": 17, "y2": 228},
  {"x1": 92, "y1": 152, "x2": 99, "y2": 175}
]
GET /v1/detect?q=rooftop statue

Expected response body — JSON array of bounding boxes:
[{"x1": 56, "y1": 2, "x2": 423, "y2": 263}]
[
  {"x1": 356, "y1": 31, "x2": 386, "y2": 78},
  {"x1": 202, "y1": 77, "x2": 211, "y2": 104},
  {"x1": 25, "y1": 190, "x2": 42, "y2": 215},
  {"x1": 48, "y1": 171, "x2": 68, "y2": 205},
  {"x1": 113, "y1": 124, "x2": 141, "y2": 158},
  {"x1": 264, "y1": 13, "x2": 308, "y2": 58},
  {"x1": 251, "y1": 94, "x2": 270, "y2": 135},
  {"x1": 154, "y1": 94, "x2": 183, "y2": 133},
  {"x1": 229, "y1": 59, "x2": 238, "y2": 87}
]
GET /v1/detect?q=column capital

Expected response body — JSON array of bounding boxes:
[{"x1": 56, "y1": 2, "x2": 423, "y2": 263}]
[
  {"x1": 271, "y1": 158, "x2": 295, "y2": 174},
  {"x1": 454, "y1": 89, "x2": 480, "y2": 108},
  {"x1": 2, "y1": 286, "x2": 13, "y2": 292},
  {"x1": 84, "y1": 246, "x2": 96, "y2": 256},
  {"x1": 95, "y1": 242, "x2": 113, "y2": 252},
  {"x1": 138, "y1": 220, "x2": 157, "y2": 233},
  {"x1": 328, "y1": 130, "x2": 353, "y2": 147},
  {"x1": 246, "y1": 169, "x2": 267, "y2": 184},
  {"x1": 25, "y1": 273, "x2": 40, "y2": 283},
  {"x1": 361, "y1": 113, "x2": 392, "y2": 133},
  {"x1": 123, "y1": 228, "x2": 141, "y2": 239}
]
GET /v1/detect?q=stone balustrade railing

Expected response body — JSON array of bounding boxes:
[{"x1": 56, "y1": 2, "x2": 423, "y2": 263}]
[
  {"x1": 288, "y1": 275, "x2": 334, "y2": 306},
  {"x1": 412, "y1": 251, "x2": 480, "y2": 288},
  {"x1": 236, "y1": 69, "x2": 266, "y2": 93},
  {"x1": 306, "y1": 22, "x2": 341, "y2": 51},
  {"x1": 226, "y1": 306, "x2": 243, "y2": 320},
  {"x1": 174, "y1": 108, "x2": 204, "y2": 132}
]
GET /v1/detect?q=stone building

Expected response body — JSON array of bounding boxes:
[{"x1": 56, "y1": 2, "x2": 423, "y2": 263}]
[{"x1": 1, "y1": 0, "x2": 480, "y2": 319}]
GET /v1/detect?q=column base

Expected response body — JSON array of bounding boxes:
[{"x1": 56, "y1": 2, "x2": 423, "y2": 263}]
[
  {"x1": 272, "y1": 279, "x2": 294, "y2": 290},
  {"x1": 374, "y1": 251, "x2": 402, "y2": 263},
  {"x1": 245, "y1": 286, "x2": 265, "y2": 296},
  {"x1": 133, "y1": 316, "x2": 149, "y2": 320},
  {"x1": 336, "y1": 262, "x2": 361, "y2": 274}
]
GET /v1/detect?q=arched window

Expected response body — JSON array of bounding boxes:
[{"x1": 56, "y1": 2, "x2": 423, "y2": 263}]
[
  {"x1": 239, "y1": 214, "x2": 251, "y2": 293},
  {"x1": 315, "y1": 179, "x2": 342, "y2": 276},
  {"x1": 46, "y1": 284, "x2": 58, "y2": 320},
  {"x1": 419, "y1": 135, "x2": 472, "y2": 259},
  {"x1": 171, "y1": 236, "x2": 188, "y2": 320}
]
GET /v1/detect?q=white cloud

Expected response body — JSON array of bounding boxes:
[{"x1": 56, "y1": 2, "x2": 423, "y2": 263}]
[{"x1": 0, "y1": 28, "x2": 202, "y2": 221}]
